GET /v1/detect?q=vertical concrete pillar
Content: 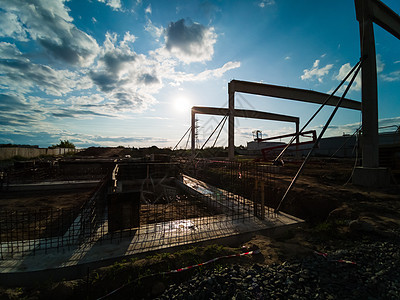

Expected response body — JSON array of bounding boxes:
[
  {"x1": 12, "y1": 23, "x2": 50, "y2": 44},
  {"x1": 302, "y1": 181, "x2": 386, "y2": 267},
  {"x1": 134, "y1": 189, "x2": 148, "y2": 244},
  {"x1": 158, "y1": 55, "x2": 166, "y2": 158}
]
[
  {"x1": 360, "y1": 18, "x2": 379, "y2": 168},
  {"x1": 228, "y1": 82, "x2": 235, "y2": 160},
  {"x1": 191, "y1": 109, "x2": 196, "y2": 157}
]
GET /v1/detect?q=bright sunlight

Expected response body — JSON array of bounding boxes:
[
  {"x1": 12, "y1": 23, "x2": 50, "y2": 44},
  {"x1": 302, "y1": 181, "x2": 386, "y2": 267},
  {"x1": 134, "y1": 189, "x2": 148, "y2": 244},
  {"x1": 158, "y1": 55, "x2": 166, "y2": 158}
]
[{"x1": 173, "y1": 96, "x2": 191, "y2": 114}]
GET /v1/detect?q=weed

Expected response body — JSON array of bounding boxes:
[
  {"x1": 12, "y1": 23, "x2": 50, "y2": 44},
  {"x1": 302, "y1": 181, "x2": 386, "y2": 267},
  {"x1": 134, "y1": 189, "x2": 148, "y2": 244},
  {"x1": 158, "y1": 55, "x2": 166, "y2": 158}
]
[
  {"x1": 91, "y1": 271, "x2": 100, "y2": 284},
  {"x1": 213, "y1": 263, "x2": 225, "y2": 274},
  {"x1": 312, "y1": 220, "x2": 348, "y2": 238},
  {"x1": 130, "y1": 257, "x2": 139, "y2": 263}
]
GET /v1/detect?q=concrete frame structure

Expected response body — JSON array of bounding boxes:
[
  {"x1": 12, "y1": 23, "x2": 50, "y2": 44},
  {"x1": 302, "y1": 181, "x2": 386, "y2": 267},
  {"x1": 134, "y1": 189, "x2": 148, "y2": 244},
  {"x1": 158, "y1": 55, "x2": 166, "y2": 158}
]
[
  {"x1": 228, "y1": 80, "x2": 361, "y2": 160},
  {"x1": 191, "y1": 106, "x2": 299, "y2": 155},
  {"x1": 353, "y1": 0, "x2": 400, "y2": 186}
]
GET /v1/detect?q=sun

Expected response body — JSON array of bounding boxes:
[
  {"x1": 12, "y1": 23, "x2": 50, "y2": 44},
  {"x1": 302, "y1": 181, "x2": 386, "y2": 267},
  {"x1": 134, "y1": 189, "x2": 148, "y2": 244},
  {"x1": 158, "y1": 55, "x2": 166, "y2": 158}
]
[{"x1": 173, "y1": 96, "x2": 191, "y2": 114}]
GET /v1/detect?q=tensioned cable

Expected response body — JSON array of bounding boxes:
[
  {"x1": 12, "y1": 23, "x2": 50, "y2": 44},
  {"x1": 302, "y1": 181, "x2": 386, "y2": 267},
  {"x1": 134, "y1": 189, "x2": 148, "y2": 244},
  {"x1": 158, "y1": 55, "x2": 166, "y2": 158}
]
[
  {"x1": 195, "y1": 113, "x2": 229, "y2": 158},
  {"x1": 274, "y1": 58, "x2": 362, "y2": 163},
  {"x1": 329, "y1": 124, "x2": 362, "y2": 159},
  {"x1": 211, "y1": 115, "x2": 228, "y2": 148},
  {"x1": 184, "y1": 129, "x2": 191, "y2": 150},
  {"x1": 173, "y1": 126, "x2": 191, "y2": 151},
  {"x1": 344, "y1": 131, "x2": 361, "y2": 186},
  {"x1": 343, "y1": 111, "x2": 362, "y2": 185},
  {"x1": 275, "y1": 57, "x2": 365, "y2": 213}
]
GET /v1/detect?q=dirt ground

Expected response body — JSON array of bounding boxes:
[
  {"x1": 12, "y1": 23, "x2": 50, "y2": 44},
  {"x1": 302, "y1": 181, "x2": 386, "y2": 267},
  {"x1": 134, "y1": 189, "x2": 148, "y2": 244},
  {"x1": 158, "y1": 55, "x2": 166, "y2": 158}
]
[
  {"x1": 0, "y1": 188, "x2": 93, "y2": 211},
  {"x1": 249, "y1": 157, "x2": 400, "y2": 264},
  {"x1": 269, "y1": 158, "x2": 400, "y2": 223}
]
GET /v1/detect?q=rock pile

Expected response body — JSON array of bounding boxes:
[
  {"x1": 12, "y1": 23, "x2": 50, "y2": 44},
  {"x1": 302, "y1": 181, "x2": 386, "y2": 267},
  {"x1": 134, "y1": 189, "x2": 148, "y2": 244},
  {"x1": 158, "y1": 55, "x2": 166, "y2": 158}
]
[{"x1": 158, "y1": 238, "x2": 400, "y2": 299}]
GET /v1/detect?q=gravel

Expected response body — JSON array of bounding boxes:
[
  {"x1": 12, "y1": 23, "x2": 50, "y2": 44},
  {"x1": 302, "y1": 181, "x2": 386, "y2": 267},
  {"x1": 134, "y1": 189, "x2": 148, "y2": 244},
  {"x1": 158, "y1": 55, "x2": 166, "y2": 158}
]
[{"x1": 157, "y1": 237, "x2": 400, "y2": 300}]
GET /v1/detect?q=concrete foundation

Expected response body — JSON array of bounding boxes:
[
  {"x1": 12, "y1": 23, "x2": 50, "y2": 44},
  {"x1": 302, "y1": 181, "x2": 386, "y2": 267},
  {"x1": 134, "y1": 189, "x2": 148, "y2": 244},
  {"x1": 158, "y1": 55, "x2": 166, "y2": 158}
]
[
  {"x1": 352, "y1": 167, "x2": 390, "y2": 187},
  {"x1": 0, "y1": 213, "x2": 303, "y2": 286},
  {"x1": 0, "y1": 176, "x2": 304, "y2": 286}
]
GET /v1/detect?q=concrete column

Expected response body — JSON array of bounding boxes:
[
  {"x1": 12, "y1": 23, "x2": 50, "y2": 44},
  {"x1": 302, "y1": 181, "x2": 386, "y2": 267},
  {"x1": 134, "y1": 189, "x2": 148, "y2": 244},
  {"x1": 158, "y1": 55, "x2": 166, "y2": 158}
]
[
  {"x1": 228, "y1": 82, "x2": 235, "y2": 160},
  {"x1": 360, "y1": 18, "x2": 379, "y2": 168},
  {"x1": 191, "y1": 109, "x2": 196, "y2": 157}
]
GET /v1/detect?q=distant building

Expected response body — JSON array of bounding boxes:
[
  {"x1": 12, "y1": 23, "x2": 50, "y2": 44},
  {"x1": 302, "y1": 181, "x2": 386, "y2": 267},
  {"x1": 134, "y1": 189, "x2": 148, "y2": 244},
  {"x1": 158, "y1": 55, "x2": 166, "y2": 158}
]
[{"x1": 243, "y1": 130, "x2": 400, "y2": 160}]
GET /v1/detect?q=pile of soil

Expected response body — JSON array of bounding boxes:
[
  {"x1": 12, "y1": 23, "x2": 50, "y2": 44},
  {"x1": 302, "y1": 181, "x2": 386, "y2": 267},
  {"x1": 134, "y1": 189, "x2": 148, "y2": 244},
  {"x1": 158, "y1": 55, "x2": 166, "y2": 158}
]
[{"x1": 77, "y1": 147, "x2": 133, "y2": 158}]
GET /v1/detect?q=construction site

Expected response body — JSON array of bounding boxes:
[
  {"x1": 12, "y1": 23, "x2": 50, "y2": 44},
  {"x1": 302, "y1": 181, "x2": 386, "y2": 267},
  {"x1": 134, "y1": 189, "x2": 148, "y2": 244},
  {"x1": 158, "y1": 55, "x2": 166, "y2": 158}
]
[
  {"x1": 1, "y1": 133, "x2": 399, "y2": 298},
  {"x1": 0, "y1": 0, "x2": 399, "y2": 299}
]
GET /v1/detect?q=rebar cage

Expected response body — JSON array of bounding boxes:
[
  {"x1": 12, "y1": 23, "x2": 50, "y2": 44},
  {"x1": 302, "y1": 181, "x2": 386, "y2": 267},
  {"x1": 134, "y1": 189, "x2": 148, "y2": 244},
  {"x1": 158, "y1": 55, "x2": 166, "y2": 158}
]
[{"x1": 0, "y1": 160, "x2": 280, "y2": 259}]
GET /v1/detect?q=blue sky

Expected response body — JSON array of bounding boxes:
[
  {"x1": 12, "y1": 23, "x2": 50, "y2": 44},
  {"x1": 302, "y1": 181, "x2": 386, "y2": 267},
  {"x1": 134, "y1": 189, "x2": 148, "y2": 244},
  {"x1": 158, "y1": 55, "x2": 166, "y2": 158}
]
[{"x1": 0, "y1": 0, "x2": 399, "y2": 149}]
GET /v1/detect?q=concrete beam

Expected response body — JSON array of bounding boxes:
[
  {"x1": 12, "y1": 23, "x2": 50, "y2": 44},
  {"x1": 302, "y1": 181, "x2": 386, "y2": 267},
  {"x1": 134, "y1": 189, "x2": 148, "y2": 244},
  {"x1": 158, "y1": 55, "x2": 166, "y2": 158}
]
[
  {"x1": 191, "y1": 106, "x2": 299, "y2": 156},
  {"x1": 229, "y1": 80, "x2": 362, "y2": 111},
  {"x1": 227, "y1": 79, "x2": 361, "y2": 160},
  {"x1": 355, "y1": 0, "x2": 400, "y2": 40},
  {"x1": 192, "y1": 106, "x2": 299, "y2": 123}
]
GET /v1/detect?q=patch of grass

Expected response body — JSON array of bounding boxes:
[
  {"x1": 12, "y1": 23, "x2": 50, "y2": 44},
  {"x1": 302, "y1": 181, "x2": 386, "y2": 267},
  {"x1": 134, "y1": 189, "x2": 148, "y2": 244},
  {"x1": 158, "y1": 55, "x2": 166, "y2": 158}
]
[{"x1": 312, "y1": 220, "x2": 349, "y2": 238}]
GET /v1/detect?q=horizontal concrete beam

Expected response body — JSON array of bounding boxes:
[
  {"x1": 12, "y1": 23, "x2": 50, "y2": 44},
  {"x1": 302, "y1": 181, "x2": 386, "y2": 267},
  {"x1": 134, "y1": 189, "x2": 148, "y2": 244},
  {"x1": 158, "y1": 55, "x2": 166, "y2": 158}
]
[
  {"x1": 355, "y1": 0, "x2": 400, "y2": 40},
  {"x1": 229, "y1": 80, "x2": 361, "y2": 111},
  {"x1": 191, "y1": 106, "x2": 299, "y2": 123}
]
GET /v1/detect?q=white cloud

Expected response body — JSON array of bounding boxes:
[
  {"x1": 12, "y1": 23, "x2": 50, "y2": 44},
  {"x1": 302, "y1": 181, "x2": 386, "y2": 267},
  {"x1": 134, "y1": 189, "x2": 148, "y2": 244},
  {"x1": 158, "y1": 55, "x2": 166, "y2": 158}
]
[
  {"x1": 164, "y1": 19, "x2": 217, "y2": 63},
  {"x1": 167, "y1": 61, "x2": 241, "y2": 84},
  {"x1": 66, "y1": 94, "x2": 105, "y2": 106},
  {"x1": 376, "y1": 54, "x2": 385, "y2": 73},
  {"x1": 122, "y1": 32, "x2": 136, "y2": 44},
  {"x1": 145, "y1": 19, "x2": 164, "y2": 41},
  {"x1": 335, "y1": 55, "x2": 385, "y2": 91},
  {"x1": 312, "y1": 121, "x2": 362, "y2": 138},
  {"x1": 0, "y1": 93, "x2": 47, "y2": 128},
  {"x1": 378, "y1": 116, "x2": 400, "y2": 129},
  {"x1": 335, "y1": 62, "x2": 361, "y2": 91},
  {"x1": 1, "y1": 0, "x2": 100, "y2": 67},
  {"x1": 1, "y1": 25, "x2": 239, "y2": 119},
  {"x1": 258, "y1": 0, "x2": 275, "y2": 8},
  {"x1": 88, "y1": 29, "x2": 240, "y2": 110},
  {"x1": 0, "y1": 11, "x2": 29, "y2": 41},
  {"x1": 97, "y1": 0, "x2": 123, "y2": 11},
  {"x1": 314, "y1": 116, "x2": 400, "y2": 138},
  {"x1": 0, "y1": 43, "x2": 91, "y2": 96},
  {"x1": 145, "y1": 4, "x2": 152, "y2": 14},
  {"x1": 284, "y1": 56, "x2": 291, "y2": 60},
  {"x1": 381, "y1": 70, "x2": 400, "y2": 82},
  {"x1": 0, "y1": 126, "x2": 171, "y2": 148},
  {"x1": 301, "y1": 59, "x2": 333, "y2": 83},
  {"x1": 0, "y1": 42, "x2": 27, "y2": 60},
  {"x1": 0, "y1": 4, "x2": 240, "y2": 123},
  {"x1": 88, "y1": 32, "x2": 162, "y2": 112}
]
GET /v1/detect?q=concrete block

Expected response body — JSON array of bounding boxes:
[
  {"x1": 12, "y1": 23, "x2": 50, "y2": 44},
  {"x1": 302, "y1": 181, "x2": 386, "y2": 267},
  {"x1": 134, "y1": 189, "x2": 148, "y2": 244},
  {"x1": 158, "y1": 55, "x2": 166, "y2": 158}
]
[
  {"x1": 108, "y1": 191, "x2": 141, "y2": 232},
  {"x1": 352, "y1": 167, "x2": 390, "y2": 187}
]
